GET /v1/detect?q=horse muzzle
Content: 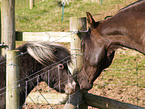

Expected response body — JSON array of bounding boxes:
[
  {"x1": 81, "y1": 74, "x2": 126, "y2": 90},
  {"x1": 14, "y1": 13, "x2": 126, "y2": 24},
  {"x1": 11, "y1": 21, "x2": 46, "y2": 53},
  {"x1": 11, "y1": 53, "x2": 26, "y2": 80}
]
[
  {"x1": 64, "y1": 81, "x2": 80, "y2": 94},
  {"x1": 79, "y1": 82, "x2": 93, "y2": 91}
]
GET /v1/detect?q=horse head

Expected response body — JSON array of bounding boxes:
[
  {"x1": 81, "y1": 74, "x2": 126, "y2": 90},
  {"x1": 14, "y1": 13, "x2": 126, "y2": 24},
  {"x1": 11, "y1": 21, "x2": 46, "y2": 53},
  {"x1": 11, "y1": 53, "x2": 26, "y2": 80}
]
[
  {"x1": 77, "y1": 12, "x2": 115, "y2": 90},
  {"x1": 23, "y1": 42, "x2": 79, "y2": 94}
]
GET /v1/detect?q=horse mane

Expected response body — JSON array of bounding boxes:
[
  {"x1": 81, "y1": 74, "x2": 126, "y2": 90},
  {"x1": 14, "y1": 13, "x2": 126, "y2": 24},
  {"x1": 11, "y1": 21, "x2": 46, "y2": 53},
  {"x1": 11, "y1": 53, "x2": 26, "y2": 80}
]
[
  {"x1": 17, "y1": 42, "x2": 71, "y2": 66},
  {"x1": 103, "y1": 0, "x2": 144, "y2": 21},
  {"x1": 104, "y1": 16, "x2": 112, "y2": 20},
  {"x1": 119, "y1": 0, "x2": 144, "y2": 12}
]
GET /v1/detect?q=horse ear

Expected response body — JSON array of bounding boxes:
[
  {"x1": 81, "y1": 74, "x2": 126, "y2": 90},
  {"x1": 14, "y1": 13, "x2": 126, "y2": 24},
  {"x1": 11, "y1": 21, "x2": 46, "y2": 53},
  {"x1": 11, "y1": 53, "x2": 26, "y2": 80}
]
[{"x1": 86, "y1": 12, "x2": 96, "y2": 28}]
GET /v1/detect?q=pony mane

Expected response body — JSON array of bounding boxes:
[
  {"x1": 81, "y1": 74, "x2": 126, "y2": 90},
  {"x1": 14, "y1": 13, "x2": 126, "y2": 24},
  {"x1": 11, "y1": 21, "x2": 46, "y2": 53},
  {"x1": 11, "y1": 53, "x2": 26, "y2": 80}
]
[{"x1": 17, "y1": 42, "x2": 71, "y2": 66}]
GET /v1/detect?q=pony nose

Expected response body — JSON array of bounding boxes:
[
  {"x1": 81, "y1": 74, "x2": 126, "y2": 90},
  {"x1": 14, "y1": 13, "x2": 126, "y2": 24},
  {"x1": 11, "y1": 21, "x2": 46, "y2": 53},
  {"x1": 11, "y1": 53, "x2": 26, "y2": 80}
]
[{"x1": 65, "y1": 81, "x2": 78, "y2": 94}]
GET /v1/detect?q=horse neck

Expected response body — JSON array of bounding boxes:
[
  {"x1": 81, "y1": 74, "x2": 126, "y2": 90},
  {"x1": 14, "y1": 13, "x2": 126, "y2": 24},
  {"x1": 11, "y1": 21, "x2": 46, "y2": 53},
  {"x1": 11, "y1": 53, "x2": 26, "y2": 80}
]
[
  {"x1": 19, "y1": 77, "x2": 40, "y2": 107},
  {"x1": 99, "y1": 16, "x2": 145, "y2": 54},
  {"x1": 0, "y1": 56, "x2": 6, "y2": 109},
  {"x1": 19, "y1": 54, "x2": 44, "y2": 106},
  {"x1": 0, "y1": 56, "x2": 6, "y2": 89}
]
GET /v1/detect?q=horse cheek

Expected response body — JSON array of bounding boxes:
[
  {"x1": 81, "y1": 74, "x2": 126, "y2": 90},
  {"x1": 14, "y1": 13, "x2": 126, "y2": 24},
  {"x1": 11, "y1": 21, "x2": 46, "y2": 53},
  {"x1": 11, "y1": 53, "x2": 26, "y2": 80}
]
[{"x1": 89, "y1": 47, "x2": 106, "y2": 66}]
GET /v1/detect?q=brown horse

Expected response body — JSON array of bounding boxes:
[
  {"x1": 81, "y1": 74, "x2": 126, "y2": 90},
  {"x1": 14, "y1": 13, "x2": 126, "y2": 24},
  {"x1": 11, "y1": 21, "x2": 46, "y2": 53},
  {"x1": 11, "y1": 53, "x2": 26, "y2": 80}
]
[
  {"x1": 0, "y1": 42, "x2": 77, "y2": 109},
  {"x1": 77, "y1": 0, "x2": 145, "y2": 90}
]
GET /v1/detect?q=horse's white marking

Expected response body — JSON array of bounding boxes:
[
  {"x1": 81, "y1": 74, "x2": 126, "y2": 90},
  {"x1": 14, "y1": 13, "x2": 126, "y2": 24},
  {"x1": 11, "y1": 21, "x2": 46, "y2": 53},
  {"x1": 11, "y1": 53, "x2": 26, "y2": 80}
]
[{"x1": 64, "y1": 81, "x2": 76, "y2": 94}]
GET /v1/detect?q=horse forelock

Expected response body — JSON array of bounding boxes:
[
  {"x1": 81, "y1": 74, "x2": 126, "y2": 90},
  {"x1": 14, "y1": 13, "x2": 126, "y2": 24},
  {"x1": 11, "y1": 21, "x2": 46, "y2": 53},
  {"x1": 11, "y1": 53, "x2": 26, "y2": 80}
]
[{"x1": 21, "y1": 42, "x2": 71, "y2": 66}]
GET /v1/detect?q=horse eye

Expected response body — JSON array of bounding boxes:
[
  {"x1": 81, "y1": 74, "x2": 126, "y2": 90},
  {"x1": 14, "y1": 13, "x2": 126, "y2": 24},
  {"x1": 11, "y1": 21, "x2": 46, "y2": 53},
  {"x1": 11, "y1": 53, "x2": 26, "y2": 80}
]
[
  {"x1": 59, "y1": 65, "x2": 62, "y2": 67},
  {"x1": 58, "y1": 64, "x2": 64, "y2": 69}
]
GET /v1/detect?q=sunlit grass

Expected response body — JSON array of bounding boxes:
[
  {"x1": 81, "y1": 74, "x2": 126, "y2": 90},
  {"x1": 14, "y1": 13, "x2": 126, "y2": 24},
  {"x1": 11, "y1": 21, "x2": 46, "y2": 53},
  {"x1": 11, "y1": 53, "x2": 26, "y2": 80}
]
[{"x1": 14, "y1": 0, "x2": 136, "y2": 32}]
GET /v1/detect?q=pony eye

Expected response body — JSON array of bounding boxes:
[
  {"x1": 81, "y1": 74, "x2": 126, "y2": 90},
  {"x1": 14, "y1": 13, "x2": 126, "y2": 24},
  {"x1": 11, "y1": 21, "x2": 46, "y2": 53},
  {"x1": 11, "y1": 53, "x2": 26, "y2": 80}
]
[
  {"x1": 58, "y1": 64, "x2": 64, "y2": 69},
  {"x1": 59, "y1": 65, "x2": 62, "y2": 67}
]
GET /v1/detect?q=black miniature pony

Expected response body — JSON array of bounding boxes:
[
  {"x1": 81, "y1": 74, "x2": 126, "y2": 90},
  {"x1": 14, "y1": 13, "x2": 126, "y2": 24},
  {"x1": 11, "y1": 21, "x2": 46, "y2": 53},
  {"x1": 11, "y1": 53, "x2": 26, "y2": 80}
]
[{"x1": 0, "y1": 42, "x2": 77, "y2": 109}]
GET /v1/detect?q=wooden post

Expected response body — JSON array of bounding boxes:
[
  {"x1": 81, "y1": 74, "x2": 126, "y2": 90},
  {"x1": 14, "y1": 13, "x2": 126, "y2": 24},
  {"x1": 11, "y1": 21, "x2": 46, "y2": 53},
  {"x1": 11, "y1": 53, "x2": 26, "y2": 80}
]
[
  {"x1": 30, "y1": 0, "x2": 34, "y2": 9},
  {"x1": 83, "y1": 0, "x2": 100, "y2": 3},
  {"x1": 1, "y1": 0, "x2": 15, "y2": 56},
  {"x1": 85, "y1": 93, "x2": 144, "y2": 109},
  {"x1": 64, "y1": 17, "x2": 87, "y2": 109},
  {"x1": 69, "y1": 17, "x2": 87, "y2": 74},
  {"x1": 0, "y1": 9, "x2": 1, "y2": 55},
  {"x1": 63, "y1": 91, "x2": 85, "y2": 109},
  {"x1": 6, "y1": 50, "x2": 20, "y2": 109}
]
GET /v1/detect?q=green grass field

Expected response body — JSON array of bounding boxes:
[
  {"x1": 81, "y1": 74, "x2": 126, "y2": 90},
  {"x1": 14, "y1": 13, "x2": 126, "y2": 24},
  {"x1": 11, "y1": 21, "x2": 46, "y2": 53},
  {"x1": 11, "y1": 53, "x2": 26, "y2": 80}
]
[{"x1": 15, "y1": 0, "x2": 136, "y2": 32}]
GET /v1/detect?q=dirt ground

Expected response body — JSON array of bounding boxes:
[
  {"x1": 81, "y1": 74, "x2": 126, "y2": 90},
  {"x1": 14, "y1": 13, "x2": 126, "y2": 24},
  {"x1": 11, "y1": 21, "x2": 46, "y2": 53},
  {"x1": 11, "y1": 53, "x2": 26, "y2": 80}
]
[{"x1": 22, "y1": 78, "x2": 145, "y2": 109}]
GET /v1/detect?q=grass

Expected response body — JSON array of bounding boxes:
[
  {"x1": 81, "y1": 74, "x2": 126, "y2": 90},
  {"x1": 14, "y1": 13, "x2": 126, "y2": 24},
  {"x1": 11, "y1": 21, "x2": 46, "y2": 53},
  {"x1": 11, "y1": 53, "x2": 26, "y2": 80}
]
[
  {"x1": 101, "y1": 48, "x2": 145, "y2": 87},
  {"x1": 15, "y1": 0, "x2": 136, "y2": 32}
]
